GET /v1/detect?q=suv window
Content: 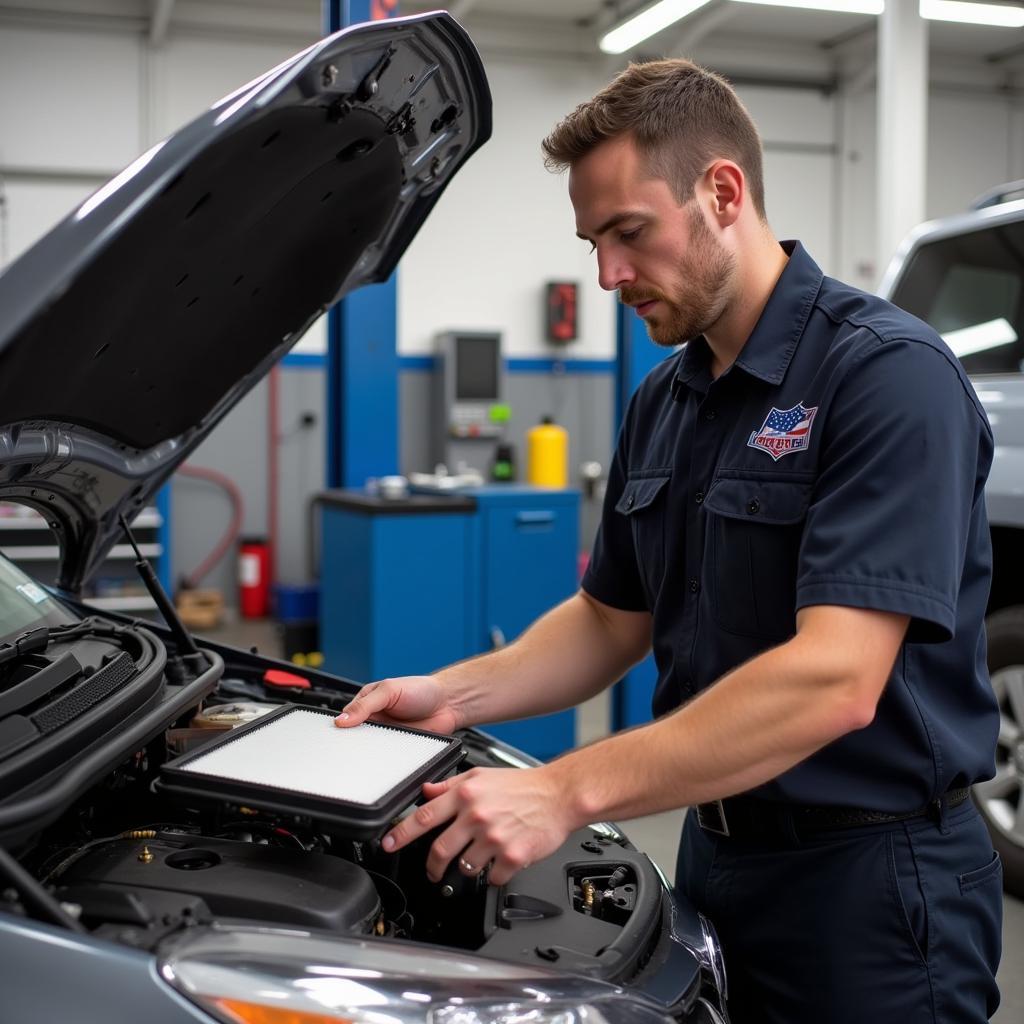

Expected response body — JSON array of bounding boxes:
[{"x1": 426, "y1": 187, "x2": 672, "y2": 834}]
[{"x1": 889, "y1": 220, "x2": 1024, "y2": 375}]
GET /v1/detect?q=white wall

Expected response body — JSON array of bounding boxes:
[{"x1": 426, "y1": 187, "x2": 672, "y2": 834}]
[
  {"x1": 0, "y1": 25, "x2": 142, "y2": 175},
  {"x1": 0, "y1": 20, "x2": 304, "y2": 266},
  {"x1": 1, "y1": 178, "x2": 96, "y2": 261},
  {"x1": 4, "y1": 5, "x2": 1022, "y2": 599},
  {"x1": 2, "y1": 10, "x2": 1021, "y2": 344},
  {"x1": 739, "y1": 84, "x2": 837, "y2": 272},
  {"x1": 398, "y1": 67, "x2": 841, "y2": 360},
  {"x1": 836, "y1": 79, "x2": 1024, "y2": 290},
  {"x1": 0, "y1": 21, "x2": 843, "y2": 359},
  {"x1": 0, "y1": 23, "x2": 141, "y2": 263},
  {"x1": 396, "y1": 57, "x2": 617, "y2": 359}
]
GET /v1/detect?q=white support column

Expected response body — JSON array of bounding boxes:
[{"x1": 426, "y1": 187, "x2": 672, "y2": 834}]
[
  {"x1": 149, "y1": 0, "x2": 174, "y2": 46},
  {"x1": 876, "y1": 0, "x2": 928, "y2": 283}
]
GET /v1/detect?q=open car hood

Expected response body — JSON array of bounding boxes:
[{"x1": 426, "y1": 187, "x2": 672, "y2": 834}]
[{"x1": 0, "y1": 12, "x2": 490, "y2": 593}]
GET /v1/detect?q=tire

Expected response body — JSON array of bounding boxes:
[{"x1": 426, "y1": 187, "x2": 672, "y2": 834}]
[{"x1": 973, "y1": 605, "x2": 1024, "y2": 898}]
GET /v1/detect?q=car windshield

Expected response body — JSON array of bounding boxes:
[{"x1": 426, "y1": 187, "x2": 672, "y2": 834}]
[
  {"x1": 889, "y1": 219, "x2": 1024, "y2": 376},
  {"x1": 0, "y1": 554, "x2": 79, "y2": 643}
]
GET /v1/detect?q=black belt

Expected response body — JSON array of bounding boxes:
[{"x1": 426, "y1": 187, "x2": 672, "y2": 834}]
[{"x1": 694, "y1": 787, "x2": 972, "y2": 840}]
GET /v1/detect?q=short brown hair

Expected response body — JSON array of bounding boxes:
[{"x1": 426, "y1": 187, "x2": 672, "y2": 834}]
[{"x1": 542, "y1": 59, "x2": 766, "y2": 220}]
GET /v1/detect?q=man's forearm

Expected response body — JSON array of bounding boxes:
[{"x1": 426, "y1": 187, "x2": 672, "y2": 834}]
[
  {"x1": 375, "y1": 606, "x2": 909, "y2": 884},
  {"x1": 435, "y1": 592, "x2": 651, "y2": 729},
  {"x1": 544, "y1": 606, "x2": 908, "y2": 827}
]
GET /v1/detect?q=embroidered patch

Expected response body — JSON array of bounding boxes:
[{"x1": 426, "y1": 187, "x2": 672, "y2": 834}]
[{"x1": 747, "y1": 403, "x2": 818, "y2": 461}]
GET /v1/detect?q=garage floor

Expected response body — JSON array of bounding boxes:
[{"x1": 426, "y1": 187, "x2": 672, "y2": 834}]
[{"x1": 203, "y1": 616, "x2": 1022, "y2": 1020}]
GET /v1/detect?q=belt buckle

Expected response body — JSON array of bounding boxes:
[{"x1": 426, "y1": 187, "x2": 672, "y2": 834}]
[{"x1": 696, "y1": 800, "x2": 731, "y2": 837}]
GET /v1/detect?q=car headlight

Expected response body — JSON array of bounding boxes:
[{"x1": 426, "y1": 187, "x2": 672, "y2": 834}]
[
  {"x1": 159, "y1": 924, "x2": 677, "y2": 1024},
  {"x1": 697, "y1": 914, "x2": 726, "y2": 1002}
]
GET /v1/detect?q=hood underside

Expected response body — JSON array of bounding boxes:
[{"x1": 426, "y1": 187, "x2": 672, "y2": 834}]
[{"x1": 0, "y1": 12, "x2": 490, "y2": 592}]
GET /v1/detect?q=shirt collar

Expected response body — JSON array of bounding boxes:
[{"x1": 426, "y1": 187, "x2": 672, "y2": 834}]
[{"x1": 671, "y1": 240, "x2": 823, "y2": 397}]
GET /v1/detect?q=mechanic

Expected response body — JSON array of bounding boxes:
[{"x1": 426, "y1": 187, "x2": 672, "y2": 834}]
[{"x1": 336, "y1": 59, "x2": 1002, "y2": 1023}]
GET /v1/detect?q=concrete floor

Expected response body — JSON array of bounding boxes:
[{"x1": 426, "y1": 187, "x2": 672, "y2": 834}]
[{"x1": 204, "y1": 617, "x2": 1022, "y2": 1020}]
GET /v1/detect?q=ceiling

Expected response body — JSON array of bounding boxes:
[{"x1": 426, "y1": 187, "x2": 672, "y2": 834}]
[
  {"x1": 399, "y1": 0, "x2": 1024, "y2": 68},
  {"x1": 1, "y1": 0, "x2": 1022, "y2": 71}
]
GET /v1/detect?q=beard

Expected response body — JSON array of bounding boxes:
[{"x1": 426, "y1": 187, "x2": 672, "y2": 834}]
[{"x1": 620, "y1": 204, "x2": 735, "y2": 348}]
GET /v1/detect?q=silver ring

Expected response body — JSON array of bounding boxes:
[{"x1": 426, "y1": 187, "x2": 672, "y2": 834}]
[{"x1": 459, "y1": 857, "x2": 475, "y2": 873}]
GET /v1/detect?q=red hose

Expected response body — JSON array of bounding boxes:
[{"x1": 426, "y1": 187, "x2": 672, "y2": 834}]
[{"x1": 177, "y1": 464, "x2": 245, "y2": 589}]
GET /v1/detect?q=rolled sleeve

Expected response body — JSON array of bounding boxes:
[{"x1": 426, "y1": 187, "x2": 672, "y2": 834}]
[{"x1": 795, "y1": 337, "x2": 992, "y2": 644}]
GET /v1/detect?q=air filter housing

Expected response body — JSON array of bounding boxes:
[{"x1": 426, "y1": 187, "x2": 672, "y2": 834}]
[{"x1": 160, "y1": 705, "x2": 463, "y2": 838}]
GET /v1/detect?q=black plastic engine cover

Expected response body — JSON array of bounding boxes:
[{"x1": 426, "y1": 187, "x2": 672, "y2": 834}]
[{"x1": 56, "y1": 835, "x2": 380, "y2": 934}]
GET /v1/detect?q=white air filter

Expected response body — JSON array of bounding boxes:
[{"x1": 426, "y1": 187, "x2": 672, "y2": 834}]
[{"x1": 160, "y1": 705, "x2": 462, "y2": 837}]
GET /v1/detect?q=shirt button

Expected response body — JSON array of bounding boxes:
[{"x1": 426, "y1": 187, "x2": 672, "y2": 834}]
[
  {"x1": 625, "y1": 494, "x2": 635, "y2": 509},
  {"x1": 689, "y1": 578, "x2": 700, "y2": 594},
  {"x1": 695, "y1": 490, "x2": 705, "y2": 505},
  {"x1": 704, "y1": 409, "x2": 716, "y2": 421},
  {"x1": 747, "y1": 498, "x2": 760, "y2": 515}
]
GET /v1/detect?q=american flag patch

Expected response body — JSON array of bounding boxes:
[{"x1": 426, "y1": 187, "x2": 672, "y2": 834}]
[{"x1": 747, "y1": 403, "x2": 818, "y2": 461}]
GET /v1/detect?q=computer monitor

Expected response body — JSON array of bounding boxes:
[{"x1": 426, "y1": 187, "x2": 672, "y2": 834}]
[{"x1": 454, "y1": 333, "x2": 500, "y2": 402}]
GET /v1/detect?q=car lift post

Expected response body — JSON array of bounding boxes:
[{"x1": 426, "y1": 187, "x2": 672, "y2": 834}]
[{"x1": 324, "y1": 0, "x2": 401, "y2": 489}]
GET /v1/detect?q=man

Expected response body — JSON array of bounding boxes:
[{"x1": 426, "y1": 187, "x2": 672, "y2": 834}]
[{"x1": 337, "y1": 59, "x2": 1002, "y2": 1023}]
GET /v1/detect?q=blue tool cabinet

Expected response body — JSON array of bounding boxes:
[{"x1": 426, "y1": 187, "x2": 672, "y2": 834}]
[
  {"x1": 318, "y1": 486, "x2": 580, "y2": 761},
  {"x1": 318, "y1": 492, "x2": 479, "y2": 683},
  {"x1": 467, "y1": 486, "x2": 579, "y2": 760}
]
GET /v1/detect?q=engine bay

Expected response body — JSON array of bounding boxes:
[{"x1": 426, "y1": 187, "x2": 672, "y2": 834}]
[{"x1": 1, "y1": 613, "x2": 669, "y2": 985}]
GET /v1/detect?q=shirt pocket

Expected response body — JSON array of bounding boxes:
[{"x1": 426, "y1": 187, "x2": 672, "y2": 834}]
[
  {"x1": 615, "y1": 472, "x2": 672, "y2": 605},
  {"x1": 703, "y1": 476, "x2": 812, "y2": 639}
]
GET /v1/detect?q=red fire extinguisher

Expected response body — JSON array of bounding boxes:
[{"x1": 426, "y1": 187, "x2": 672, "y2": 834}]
[{"x1": 239, "y1": 537, "x2": 271, "y2": 618}]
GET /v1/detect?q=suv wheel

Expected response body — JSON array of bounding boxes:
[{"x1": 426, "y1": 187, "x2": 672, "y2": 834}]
[{"x1": 974, "y1": 606, "x2": 1024, "y2": 897}]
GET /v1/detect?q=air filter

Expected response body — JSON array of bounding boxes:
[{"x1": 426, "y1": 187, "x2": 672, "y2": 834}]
[{"x1": 160, "y1": 704, "x2": 463, "y2": 837}]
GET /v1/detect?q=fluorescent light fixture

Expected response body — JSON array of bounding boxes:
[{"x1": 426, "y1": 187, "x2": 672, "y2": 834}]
[
  {"x1": 942, "y1": 317, "x2": 1018, "y2": 358},
  {"x1": 733, "y1": 0, "x2": 883, "y2": 13},
  {"x1": 599, "y1": 0, "x2": 713, "y2": 54},
  {"x1": 599, "y1": 0, "x2": 881, "y2": 54},
  {"x1": 597, "y1": 0, "x2": 1020, "y2": 58},
  {"x1": 920, "y1": 0, "x2": 1024, "y2": 25}
]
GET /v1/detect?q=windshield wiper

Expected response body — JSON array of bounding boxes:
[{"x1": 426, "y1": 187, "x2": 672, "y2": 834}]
[
  {"x1": 0, "y1": 627, "x2": 51, "y2": 667},
  {"x1": 0, "y1": 621, "x2": 112, "y2": 667},
  {"x1": 0, "y1": 650, "x2": 82, "y2": 719}
]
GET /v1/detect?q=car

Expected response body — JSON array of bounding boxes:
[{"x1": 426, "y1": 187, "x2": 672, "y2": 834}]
[
  {"x1": 881, "y1": 185, "x2": 1024, "y2": 900},
  {"x1": 0, "y1": 12, "x2": 728, "y2": 1024}
]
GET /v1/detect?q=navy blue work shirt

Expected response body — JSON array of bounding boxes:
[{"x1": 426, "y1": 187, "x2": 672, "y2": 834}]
[{"x1": 582, "y1": 241, "x2": 999, "y2": 812}]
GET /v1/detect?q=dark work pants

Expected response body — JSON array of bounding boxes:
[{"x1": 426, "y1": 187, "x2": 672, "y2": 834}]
[{"x1": 675, "y1": 800, "x2": 1002, "y2": 1023}]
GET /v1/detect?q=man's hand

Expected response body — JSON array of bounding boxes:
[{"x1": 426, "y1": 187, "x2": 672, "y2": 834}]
[
  {"x1": 381, "y1": 766, "x2": 576, "y2": 886},
  {"x1": 335, "y1": 676, "x2": 461, "y2": 734}
]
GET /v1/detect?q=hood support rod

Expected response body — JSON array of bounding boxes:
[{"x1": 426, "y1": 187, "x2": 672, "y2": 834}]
[{"x1": 119, "y1": 514, "x2": 205, "y2": 679}]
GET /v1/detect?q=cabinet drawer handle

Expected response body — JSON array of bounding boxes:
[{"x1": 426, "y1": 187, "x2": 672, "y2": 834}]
[{"x1": 515, "y1": 511, "x2": 556, "y2": 527}]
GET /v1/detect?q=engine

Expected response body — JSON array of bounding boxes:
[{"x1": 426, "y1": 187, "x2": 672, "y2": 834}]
[{"x1": 3, "y1": 622, "x2": 675, "y2": 993}]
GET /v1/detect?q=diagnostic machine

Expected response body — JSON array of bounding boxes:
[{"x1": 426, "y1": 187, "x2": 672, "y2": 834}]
[{"x1": 431, "y1": 331, "x2": 510, "y2": 475}]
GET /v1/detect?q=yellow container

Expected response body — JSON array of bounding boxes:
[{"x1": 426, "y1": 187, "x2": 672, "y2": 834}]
[{"x1": 526, "y1": 417, "x2": 568, "y2": 487}]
